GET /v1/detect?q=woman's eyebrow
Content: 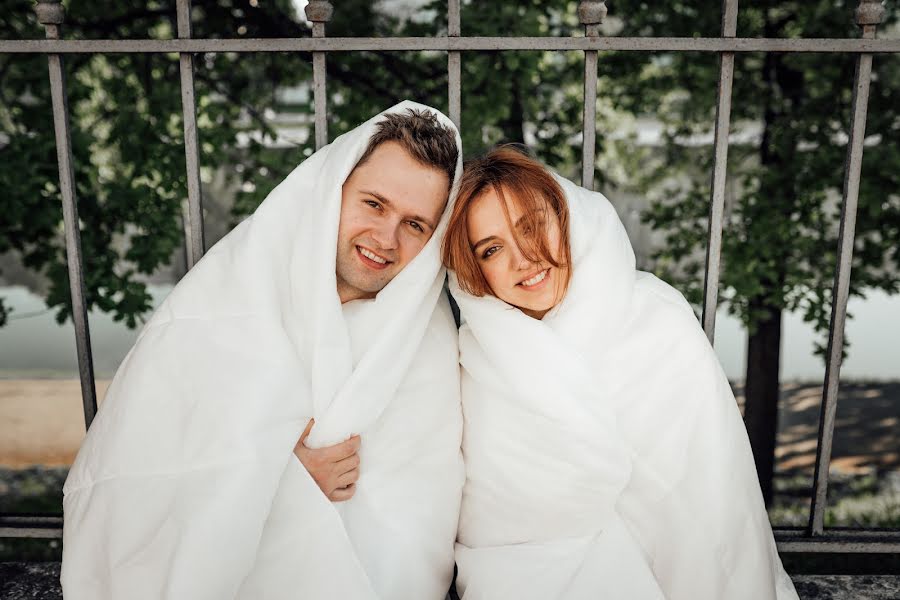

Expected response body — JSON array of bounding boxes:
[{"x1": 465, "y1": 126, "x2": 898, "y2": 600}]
[
  {"x1": 513, "y1": 209, "x2": 546, "y2": 229},
  {"x1": 471, "y1": 236, "x2": 498, "y2": 251}
]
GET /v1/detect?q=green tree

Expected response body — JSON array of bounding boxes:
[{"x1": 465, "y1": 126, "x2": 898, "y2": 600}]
[
  {"x1": 1, "y1": 0, "x2": 314, "y2": 327},
  {"x1": 599, "y1": 0, "x2": 900, "y2": 504},
  {"x1": 1, "y1": 0, "x2": 585, "y2": 328},
  {"x1": 4, "y1": 0, "x2": 897, "y2": 508}
]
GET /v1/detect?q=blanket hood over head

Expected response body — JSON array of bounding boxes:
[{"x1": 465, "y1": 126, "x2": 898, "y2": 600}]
[
  {"x1": 450, "y1": 174, "x2": 798, "y2": 600},
  {"x1": 62, "y1": 101, "x2": 465, "y2": 600}
]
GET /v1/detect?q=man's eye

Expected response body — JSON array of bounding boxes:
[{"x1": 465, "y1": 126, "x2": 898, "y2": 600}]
[
  {"x1": 481, "y1": 245, "x2": 500, "y2": 259},
  {"x1": 408, "y1": 220, "x2": 424, "y2": 233},
  {"x1": 364, "y1": 199, "x2": 381, "y2": 210}
]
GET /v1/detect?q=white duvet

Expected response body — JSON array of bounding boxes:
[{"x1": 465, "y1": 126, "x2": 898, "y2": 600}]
[
  {"x1": 451, "y1": 174, "x2": 799, "y2": 600},
  {"x1": 61, "y1": 101, "x2": 465, "y2": 600}
]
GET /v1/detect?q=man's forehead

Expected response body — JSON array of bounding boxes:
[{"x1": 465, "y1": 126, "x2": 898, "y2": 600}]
[{"x1": 346, "y1": 146, "x2": 449, "y2": 212}]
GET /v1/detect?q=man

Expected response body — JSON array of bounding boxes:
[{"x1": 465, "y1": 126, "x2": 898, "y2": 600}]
[
  {"x1": 61, "y1": 102, "x2": 465, "y2": 600},
  {"x1": 295, "y1": 107, "x2": 458, "y2": 502}
]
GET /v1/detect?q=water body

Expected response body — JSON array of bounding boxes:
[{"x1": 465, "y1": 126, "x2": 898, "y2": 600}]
[{"x1": 0, "y1": 285, "x2": 897, "y2": 382}]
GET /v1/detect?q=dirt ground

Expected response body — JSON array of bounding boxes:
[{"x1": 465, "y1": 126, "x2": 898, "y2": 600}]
[
  {"x1": 734, "y1": 380, "x2": 899, "y2": 476},
  {"x1": 0, "y1": 380, "x2": 111, "y2": 467},
  {"x1": 1, "y1": 379, "x2": 898, "y2": 473}
]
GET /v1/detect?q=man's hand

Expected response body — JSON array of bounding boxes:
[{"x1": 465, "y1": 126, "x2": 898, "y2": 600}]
[{"x1": 293, "y1": 419, "x2": 361, "y2": 502}]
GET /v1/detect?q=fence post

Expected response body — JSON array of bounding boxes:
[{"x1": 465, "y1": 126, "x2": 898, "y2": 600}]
[
  {"x1": 306, "y1": 1, "x2": 333, "y2": 150},
  {"x1": 808, "y1": 0, "x2": 884, "y2": 536},
  {"x1": 448, "y1": 0, "x2": 461, "y2": 128},
  {"x1": 578, "y1": 1, "x2": 605, "y2": 190},
  {"x1": 176, "y1": 0, "x2": 206, "y2": 269},
  {"x1": 34, "y1": 0, "x2": 98, "y2": 429},
  {"x1": 700, "y1": 0, "x2": 739, "y2": 343}
]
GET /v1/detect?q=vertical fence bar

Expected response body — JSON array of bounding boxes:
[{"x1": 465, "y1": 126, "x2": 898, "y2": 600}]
[
  {"x1": 306, "y1": 1, "x2": 333, "y2": 150},
  {"x1": 33, "y1": 1, "x2": 98, "y2": 429},
  {"x1": 808, "y1": 0, "x2": 884, "y2": 536},
  {"x1": 448, "y1": 0, "x2": 461, "y2": 128},
  {"x1": 578, "y1": 1, "x2": 606, "y2": 190},
  {"x1": 176, "y1": 0, "x2": 206, "y2": 268},
  {"x1": 701, "y1": 0, "x2": 738, "y2": 344}
]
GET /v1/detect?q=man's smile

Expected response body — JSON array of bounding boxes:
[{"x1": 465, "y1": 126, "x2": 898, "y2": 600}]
[{"x1": 357, "y1": 245, "x2": 393, "y2": 270}]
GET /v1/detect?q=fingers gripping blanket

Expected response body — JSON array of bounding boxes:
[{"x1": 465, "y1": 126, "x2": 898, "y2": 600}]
[
  {"x1": 450, "y1": 175, "x2": 799, "y2": 600},
  {"x1": 61, "y1": 101, "x2": 465, "y2": 600}
]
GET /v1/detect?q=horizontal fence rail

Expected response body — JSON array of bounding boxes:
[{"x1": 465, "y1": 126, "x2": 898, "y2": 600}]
[
  {"x1": 3, "y1": 36, "x2": 900, "y2": 54},
  {"x1": 1, "y1": 0, "x2": 897, "y2": 559}
]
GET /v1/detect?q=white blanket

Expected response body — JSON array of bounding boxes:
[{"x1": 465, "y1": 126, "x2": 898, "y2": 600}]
[
  {"x1": 61, "y1": 101, "x2": 465, "y2": 600},
  {"x1": 451, "y1": 174, "x2": 799, "y2": 600}
]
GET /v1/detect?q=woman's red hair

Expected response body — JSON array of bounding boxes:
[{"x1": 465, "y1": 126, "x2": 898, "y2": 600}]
[{"x1": 442, "y1": 145, "x2": 572, "y2": 297}]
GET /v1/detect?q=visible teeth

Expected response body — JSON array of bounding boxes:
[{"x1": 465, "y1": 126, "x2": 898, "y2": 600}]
[
  {"x1": 522, "y1": 270, "x2": 547, "y2": 287},
  {"x1": 359, "y1": 247, "x2": 387, "y2": 264}
]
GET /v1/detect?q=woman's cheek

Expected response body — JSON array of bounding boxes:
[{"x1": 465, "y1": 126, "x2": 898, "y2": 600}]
[{"x1": 486, "y1": 265, "x2": 510, "y2": 300}]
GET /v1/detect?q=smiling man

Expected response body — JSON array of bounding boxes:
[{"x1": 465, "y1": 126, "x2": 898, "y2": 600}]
[
  {"x1": 335, "y1": 120, "x2": 455, "y2": 304},
  {"x1": 61, "y1": 103, "x2": 465, "y2": 600}
]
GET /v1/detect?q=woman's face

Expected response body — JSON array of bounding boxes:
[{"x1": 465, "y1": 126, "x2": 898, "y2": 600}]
[{"x1": 466, "y1": 186, "x2": 569, "y2": 319}]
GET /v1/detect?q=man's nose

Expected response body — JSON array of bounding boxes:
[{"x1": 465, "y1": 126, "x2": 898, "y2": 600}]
[{"x1": 371, "y1": 220, "x2": 400, "y2": 250}]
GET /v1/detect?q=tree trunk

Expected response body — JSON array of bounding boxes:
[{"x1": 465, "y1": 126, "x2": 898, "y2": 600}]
[
  {"x1": 742, "y1": 4, "x2": 800, "y2": 508},
  {"x1": 743, "y1": 299, "x2": 783, "y2": 507}
]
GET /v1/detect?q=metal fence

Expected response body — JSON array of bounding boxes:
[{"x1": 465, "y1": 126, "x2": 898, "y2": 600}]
[{"x1": 1, "y1": 0, "x2": 898, "y2": 556}]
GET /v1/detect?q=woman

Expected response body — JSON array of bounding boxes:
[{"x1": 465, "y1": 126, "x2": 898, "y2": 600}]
[{"x1": 442, "y1": 146, "x2": 799, "y2": 600}]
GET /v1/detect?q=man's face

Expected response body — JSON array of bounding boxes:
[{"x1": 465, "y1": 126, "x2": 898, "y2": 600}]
[{"x1": 335, "y1": 140, "x2": 451, "y2": 303}]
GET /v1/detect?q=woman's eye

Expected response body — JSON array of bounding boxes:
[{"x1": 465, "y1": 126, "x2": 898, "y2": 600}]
[
  {"x1": 482, "y1": 245, "x2": 500, "y2": 259},
  {"x1": 522, "y1": 219, "x2": 545, "y2": 235}
]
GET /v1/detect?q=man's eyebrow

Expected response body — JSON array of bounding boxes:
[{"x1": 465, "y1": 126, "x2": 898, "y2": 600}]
[{"x1": 360, "y1": 189, "x2": 436, "y2": 230}]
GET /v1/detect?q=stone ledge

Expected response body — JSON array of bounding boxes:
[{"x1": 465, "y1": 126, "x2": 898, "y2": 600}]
[
  {"x1": 2, "y1": 562, "x2": 899, "y2": 599},
  {"x1": 792, "y1": 575, "x2": 900, "y2": 599},
  {"x1": 1, "y1": 563, "x2": 60, "y2": 600}
]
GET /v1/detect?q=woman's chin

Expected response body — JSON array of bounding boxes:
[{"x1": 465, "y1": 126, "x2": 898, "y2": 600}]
[{"x1": 514, "y1": 299, "x2": 557, "y2": 320}]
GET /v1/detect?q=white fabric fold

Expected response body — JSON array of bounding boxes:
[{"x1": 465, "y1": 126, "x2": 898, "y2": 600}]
[
  {"x1": 61, "y1": 100, "x2": 465, "y2": 600},
  {"x1": 451, "y1": 174, "x2": 799, "y2": 600}
]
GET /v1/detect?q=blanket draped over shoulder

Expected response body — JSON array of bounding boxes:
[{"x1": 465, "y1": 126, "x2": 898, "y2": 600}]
[
  {"x1": 451, "y1": 174, "x2": 799, "y2": 600},
  {"x1": 62, "y1": 101, "x2": 465, "y2": 600}
]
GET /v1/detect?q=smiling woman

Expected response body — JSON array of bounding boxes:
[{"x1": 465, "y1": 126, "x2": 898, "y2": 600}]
[
  {"x1": 441, "y1": 146, "x2": 800, "y2": 600},
  {"x1": 441, "y1": 145, "x2": 572, "y2": 319}
]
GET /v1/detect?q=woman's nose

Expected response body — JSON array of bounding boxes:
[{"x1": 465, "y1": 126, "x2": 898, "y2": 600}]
[{"x1": 508, "y1": 244, "x2": 531, "y2": 271}]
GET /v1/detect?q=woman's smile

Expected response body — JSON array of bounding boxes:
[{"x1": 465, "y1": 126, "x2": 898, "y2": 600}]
[{"x1": 517, "y1": 268, "x2": 550, "y2": 290}]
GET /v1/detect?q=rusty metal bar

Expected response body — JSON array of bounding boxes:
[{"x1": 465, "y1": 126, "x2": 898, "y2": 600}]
[
  {"x1": 808, "y1": 0, "x2": 884, "y2": 537},
  {"x1": 448, "y1": 0, "x2": 461, "y2": 128},
  {"x1": 3, "y1": 37, "x2": 900, "y2": 55},
  {"x1": 306, "y1": 1, "x2": 332, "y2": 150},
  {"x1": 176, "y1": 0, "x2": 205, "y2": 268},
  {"x1": 7, "y1": 516, "x2": 900, "y2": 553},
  {"x1": 21, "y1": 516, "x2": 900, "y2": 552},
  {"x1": 578, "y1": 2, "x2": 605, "y2": 190},
  {"x1": 775, "y1": 528, "x2": 900, "y2": 553},
  {"x1": 33, "y1": 0, "x2": 98, "y2": 429},
  {"x1": 700, "y1": 0, "x2": 738, "y2": 343},
  {"x1": 0, "y1": 516, "x2": 64, "y2": 539}
]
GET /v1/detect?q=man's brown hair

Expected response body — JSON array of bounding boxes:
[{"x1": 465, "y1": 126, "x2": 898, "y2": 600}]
[
  {"x1": 441, "y1": 145, "x2": 572, "y2": 297},
  {"x1": 356, "y1": 108, "x2": 459, "y2": 188}
]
